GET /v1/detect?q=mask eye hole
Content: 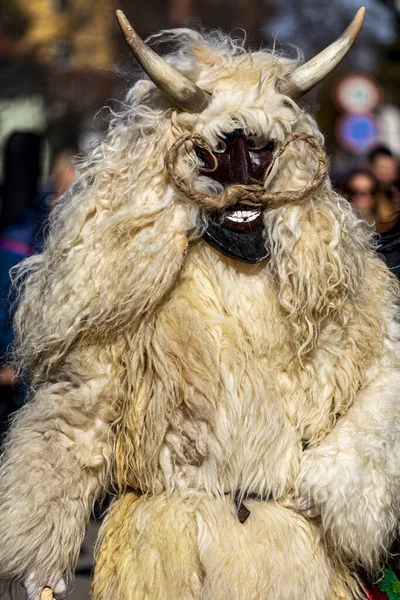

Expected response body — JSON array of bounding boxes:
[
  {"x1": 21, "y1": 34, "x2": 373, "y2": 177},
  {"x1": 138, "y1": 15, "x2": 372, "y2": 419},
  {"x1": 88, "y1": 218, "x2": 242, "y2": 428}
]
[
  {"x1": 214, "y1": 139, "x2": 227, "y2": 153},
  {"x1": 247, "y1": 135, "x2": 275, "y2": 152},
  {"x1": 194, "y1": 145, "x2": 218, "y2": 173}
]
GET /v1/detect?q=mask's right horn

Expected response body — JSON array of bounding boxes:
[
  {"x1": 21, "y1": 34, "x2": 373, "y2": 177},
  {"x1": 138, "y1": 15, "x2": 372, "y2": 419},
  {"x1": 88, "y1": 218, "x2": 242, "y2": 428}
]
[
  {"x1": 116, "y1": 10, "x2": 210, "y2": 113},
  {"x1": 282, "y1": 7, "x2": 366, "y2": 98}
]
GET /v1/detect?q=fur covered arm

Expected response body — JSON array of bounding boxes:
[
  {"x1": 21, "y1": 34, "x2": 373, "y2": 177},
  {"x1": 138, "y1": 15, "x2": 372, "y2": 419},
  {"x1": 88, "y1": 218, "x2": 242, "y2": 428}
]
[
  {"x1": 0, "y1": 349, "x2": 117, "y2": 596},
  {"x1": 297, "y1": 346, "x2": 400, "y2": 570}
]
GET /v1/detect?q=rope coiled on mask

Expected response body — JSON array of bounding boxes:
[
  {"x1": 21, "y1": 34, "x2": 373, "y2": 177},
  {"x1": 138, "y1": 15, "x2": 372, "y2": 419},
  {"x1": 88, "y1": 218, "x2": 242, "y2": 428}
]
[{"x1": 165, "y1": 132, "x2": 328, "y2": 211}]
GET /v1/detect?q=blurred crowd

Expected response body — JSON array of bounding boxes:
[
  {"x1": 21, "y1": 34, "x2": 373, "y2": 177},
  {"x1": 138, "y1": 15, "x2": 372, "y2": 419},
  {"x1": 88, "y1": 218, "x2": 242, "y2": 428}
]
[{"x1": 343, "y1": 146, "x2": 400, "y2": 278}]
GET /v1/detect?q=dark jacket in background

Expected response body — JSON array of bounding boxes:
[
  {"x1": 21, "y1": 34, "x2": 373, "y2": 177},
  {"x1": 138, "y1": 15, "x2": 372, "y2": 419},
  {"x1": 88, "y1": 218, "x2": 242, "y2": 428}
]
[{"x1": 377, "y1": 218, "x2": 400, "y2": 281}]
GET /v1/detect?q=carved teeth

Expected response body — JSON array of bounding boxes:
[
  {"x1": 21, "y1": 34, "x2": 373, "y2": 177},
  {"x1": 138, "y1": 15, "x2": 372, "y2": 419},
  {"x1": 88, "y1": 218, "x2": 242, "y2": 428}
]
[{"x1": 225, "y1": 210, "x2": 261, "y2": 223}]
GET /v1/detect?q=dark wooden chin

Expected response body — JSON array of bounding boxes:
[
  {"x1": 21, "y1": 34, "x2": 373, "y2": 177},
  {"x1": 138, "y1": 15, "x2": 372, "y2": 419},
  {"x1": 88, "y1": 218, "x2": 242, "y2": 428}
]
[{"x1": 202, "y1": 220, "x2": 268, "y2": 264}]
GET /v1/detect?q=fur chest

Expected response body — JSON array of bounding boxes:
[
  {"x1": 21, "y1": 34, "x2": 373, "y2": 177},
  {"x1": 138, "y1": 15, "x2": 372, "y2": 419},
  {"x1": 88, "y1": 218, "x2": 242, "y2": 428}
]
[{"x1": 116, "y1": 244, "x2": 366, "y2": 496}]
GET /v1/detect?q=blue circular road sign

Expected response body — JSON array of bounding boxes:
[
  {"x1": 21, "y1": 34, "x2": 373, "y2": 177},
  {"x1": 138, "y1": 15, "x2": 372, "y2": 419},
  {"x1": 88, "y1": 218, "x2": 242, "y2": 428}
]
[{"x1": 336, "y1": 114, "x2": 379, "y2": 154}]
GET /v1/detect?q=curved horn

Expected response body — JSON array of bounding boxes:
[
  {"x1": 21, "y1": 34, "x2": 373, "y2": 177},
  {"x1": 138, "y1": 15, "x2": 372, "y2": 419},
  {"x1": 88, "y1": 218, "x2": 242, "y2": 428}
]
[
  {"x1": 282, "y1": 7, "x2": 366, "y2": 98},
  {"x1": 116, "y1": 10, "x2": 210, "y2": 113}
]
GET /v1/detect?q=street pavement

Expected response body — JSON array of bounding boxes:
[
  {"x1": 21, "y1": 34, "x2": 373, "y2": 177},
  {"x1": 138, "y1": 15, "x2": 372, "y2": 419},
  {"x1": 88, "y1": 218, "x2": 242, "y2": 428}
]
[{"x1": 68, "y1": 521, "x2": 100, "y2": 600}]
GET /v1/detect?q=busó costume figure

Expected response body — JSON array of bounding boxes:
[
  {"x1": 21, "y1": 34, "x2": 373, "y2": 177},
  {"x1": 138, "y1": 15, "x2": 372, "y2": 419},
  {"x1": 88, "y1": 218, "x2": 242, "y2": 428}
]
[{"x1": 0, "y1": 7, "x2": 400, "y2": 600}]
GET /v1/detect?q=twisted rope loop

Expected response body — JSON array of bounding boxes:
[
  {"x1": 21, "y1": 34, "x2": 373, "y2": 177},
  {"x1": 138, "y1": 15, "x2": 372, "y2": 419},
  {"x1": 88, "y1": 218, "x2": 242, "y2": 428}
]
[{"x1": 165, "y1": 132, "x2": 328, "y2": 211}]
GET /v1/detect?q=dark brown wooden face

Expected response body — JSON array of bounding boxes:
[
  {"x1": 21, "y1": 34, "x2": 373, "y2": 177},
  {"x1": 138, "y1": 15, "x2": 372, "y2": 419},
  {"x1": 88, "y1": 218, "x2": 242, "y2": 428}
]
[
  {"x1": 195, "y1": 129, "x2": 274, "y2": 186},
  {"x1": 195, "y1": 129, "x2": 274, "y2": 264}
]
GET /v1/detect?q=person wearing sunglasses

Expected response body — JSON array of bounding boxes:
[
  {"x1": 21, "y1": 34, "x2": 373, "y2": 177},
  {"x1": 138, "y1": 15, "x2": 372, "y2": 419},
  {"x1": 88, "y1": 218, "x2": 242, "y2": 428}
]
[{"x1": 344, "y1": 169, "x2": 378, "y2": 225}]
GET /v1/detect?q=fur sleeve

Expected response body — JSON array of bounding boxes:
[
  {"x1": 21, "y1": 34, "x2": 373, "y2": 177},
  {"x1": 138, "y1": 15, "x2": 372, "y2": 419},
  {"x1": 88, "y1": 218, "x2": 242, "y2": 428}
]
[
  {"x1": 0, "y1": 348, "x2": 117, "y2": 590},
  {"x1": 297, "y1": 320, "x2": 400, "y2": 570}
]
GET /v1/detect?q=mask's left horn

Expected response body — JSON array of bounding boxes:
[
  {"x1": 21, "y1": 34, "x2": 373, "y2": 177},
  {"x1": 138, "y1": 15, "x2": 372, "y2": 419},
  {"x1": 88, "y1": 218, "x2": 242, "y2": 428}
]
[
  {"x1": 282, "y1": 7, "x2": 366, "y2": 98},
  {"x1": 116, "y1": 10, "x2": 210, "y2": 113}
]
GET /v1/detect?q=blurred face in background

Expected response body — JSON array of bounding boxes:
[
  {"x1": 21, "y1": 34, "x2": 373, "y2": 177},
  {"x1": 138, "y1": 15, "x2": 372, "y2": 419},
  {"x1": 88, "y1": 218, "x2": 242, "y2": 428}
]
[
  {"x1": 51, "y1": 150, "x2": 78, "y2": 199},
  {"x1": 370, "y1": 154, "x2": 398, "y2": 188},
  {"x1": 347, "y1": 173, "x2": 377, "y2": 218},
  {"x1": 392, "y1": 179, "x2": 400, "y2": 206}
]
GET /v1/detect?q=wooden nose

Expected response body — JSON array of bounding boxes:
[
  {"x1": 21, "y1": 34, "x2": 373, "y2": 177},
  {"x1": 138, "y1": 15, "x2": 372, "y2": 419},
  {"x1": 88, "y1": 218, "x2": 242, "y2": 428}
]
[{"x1": 229, "y1": 137, "x2": 252, "y2": 185}]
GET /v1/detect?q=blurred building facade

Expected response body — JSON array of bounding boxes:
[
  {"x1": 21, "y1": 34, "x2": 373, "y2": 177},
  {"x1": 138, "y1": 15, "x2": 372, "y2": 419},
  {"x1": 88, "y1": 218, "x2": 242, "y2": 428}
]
[
  {"x1": 0, "y1": 0, "x2": 398, "y2": 172},
  {"x1": 21, "y1": 0, "x2": 115, "y2": 69},
  {"x1": 120, "y1": 0, "x2": 266, "y2": 44},
  {"x1": 0, "y1": 0, "x2": 120, "y2": 161}
]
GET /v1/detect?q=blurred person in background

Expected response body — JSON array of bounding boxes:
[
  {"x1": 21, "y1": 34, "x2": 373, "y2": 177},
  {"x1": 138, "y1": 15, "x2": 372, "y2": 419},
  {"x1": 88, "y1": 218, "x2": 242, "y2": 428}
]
[
  {"x1": 368, "y1": 146, "x2": 400, "y2": 233},
  {"x1": 344, "y1": 163, "x2": 400, "y2": 280},
  {"x1": 376, "y1": 176, "x2": 400, "y2": 281},
  {"x1": 0, "y1": 131, "x2": 42, "y2": 231},
  {"x1": 0, "y1": 138, "x2": 78, "y2": 439},
  {"x1": 344, "y1": 169, "x2": 378, "y2": 225},
  {"x1": 369, "y1": 146, "x2": 398, "y2": 189},
  {"x1": 0, "y1": 131, "x2": 43, "y2": 439},
  {"x1": 46, "y1": 147, "x2": 79, "y2": 211}
]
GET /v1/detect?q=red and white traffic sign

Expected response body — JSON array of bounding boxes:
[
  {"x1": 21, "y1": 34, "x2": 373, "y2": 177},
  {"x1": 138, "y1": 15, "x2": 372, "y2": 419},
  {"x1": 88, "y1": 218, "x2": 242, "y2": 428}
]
[{"x1": 334, "y1": 73, "x2": 383, "y2": 115}]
